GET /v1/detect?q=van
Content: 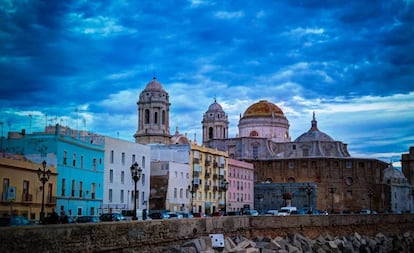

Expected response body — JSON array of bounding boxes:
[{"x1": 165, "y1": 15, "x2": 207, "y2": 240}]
[{"x1": 277, "y1": 206, "x2": 297, "y2": 216}]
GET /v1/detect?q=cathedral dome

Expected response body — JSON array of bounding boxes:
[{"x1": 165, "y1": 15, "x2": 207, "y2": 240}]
[
  {"x1": 294, "y1": 113, "x2": 334, "y2": 142},
  {"x1": 242, "y1": 100, "x2": 284, "y2": 119},
  {"x1": 143, "y1": 77, "x2": 165, "y2": 92}
]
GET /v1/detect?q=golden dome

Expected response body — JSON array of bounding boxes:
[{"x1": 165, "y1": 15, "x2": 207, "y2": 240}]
[{"x1": 242, "y1": 100, "x2": 284, "y2": 118}]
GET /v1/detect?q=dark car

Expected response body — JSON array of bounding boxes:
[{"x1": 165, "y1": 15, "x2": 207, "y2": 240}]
[
  {"x1": 148, "y1": 212, "x2": 169, "y2": 220},
  {"x1": 0, "y1": 215, "x2": 32, "y2": 227},
  {"x1": 211, "y1": 211, "x2": 223, "y2": 217},
  {"x1": 227, "y1": 211, "x2": 241, "y2": 216},
  {"x1": 100, "y1": 213, "x2": 126, "y2": 222},
  {"x1": 193, "y1": 212, "x2": 206, "y2": 218},
  {"x1": 76, "y1": 216, "x2": 100, "y2": 223}
]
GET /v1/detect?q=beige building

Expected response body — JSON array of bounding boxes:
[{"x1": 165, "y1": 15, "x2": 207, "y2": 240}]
[
  {"x1": 190, "y1": 143, "x2": 228, "y2": 214},
  {"x1": 0, "y1": 154, "x2": 57, "y2": 221}
]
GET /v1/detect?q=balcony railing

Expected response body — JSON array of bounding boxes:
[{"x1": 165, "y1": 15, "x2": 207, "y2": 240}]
[
  {"x1": 22, "y1": 194, "x2": 32, "y2": 202},
  {"x1": 204, "y1": 172, "x2": 210, "y2": 178},
  {"x1": 205, "y1": 160, "x2": 211, "y2": 166},
  {"x1": 204, "y1": 185, "x2": 210, "y2": 191},
  {"x1": 213, "y1": 186, "x2": 218, "y2": 192}
]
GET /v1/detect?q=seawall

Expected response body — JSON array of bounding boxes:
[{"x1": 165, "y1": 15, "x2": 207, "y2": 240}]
[{"x1": 1, "y1": 214, "x2": 413, "y2": 253}]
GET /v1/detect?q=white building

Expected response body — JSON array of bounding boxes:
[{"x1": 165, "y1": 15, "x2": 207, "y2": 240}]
[{"x1": 102, "y1": 137, "x2": 151, "y2": 219}]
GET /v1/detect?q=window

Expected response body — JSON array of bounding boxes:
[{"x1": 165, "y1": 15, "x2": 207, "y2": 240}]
[
  {"x1": 93, "y1": 158, "x2": 97, "y2": 170},
  {"x1": 121, "y1": 152, "x2": 125, "y2": 165},
  {"x1": 252, "y1": 145, "x2": 258, "y2": 158},
  {"x1": 154, "y1": 112, "x2": 158, "y2": 124},
  {"x1": 2, "y1": 178, "x2": 9, "y2": 201},
  {"x1": 61, "y1": 179, "x2": 66, "y2": 196},
  {"x1": 91, "y1": 183, "x2": 96, "y2": 199},
  {"x1": 63, "y1": 151, "x2": 67, "y2": 165},
  {"x1": 121, "y1": 171, "x2": 125, "y2": 184},
  {"x1": 162, "y1": 110, "x2": 166, "y2": 125},
  {"x1": 145, "y1": 109, "x2": 150, "y2": 124},
  {"x1": 110, "y1": 150, "x2": 114, "y2": 164},
  {"x1": 180, "y1": 188, "x2": 183, "y2": 198},
  {"x1": 346, "y1": 160, "x2": 352, "y2": 169},
  {"x1": 79, "y1": 181, "x2": 83, "y2": 198},
  {"x1": 71, "y1": 180, "x2": 75, "y2": 197},
  {"x1": 174, "y1": 188, "x2": 177, "y2": 198},
  {"x1": 142, "y1": 156, "x2": 145, "y2": 169},
  {"x1": 109, "y1": 189, "x2": 113, "y2": 202},
  {"x1": 109, "y1": 170, "x2": 113, "y2": 183},
  {"x1": 22, "y1": 180, "x2": 29, "y2": 201},
  {"x1": 80, "y1": 155, "x2": 84, "y2": 168},
  {"x1": 72, "y1": 153, "x2": 76, "y2": 167},
  {"x1": 132, "y1": 154, "x2": 136, "y2": 163},
  {"x1": 120, "y1": 190, "x2": 124, "y2": 203},
  {"x1": 141, "y1": 174, "x2": 145, "y2": 186}
]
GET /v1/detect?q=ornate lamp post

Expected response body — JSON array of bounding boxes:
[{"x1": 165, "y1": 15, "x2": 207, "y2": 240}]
[
  {"x1": 130, "y1": 161, "x2": 142, "y2": 220},
  {"x1": 223, "y1": 179, "x2": 229, "y2": 215},
  {"x1": 305, "y1": 184, "x2": 313, "y2": 214},
  {"x1": 328, "y1": 186, "x2": 336, "y2": 214},
  {"x1": 37, "y1": 160, "x2": 50, "y2": 222}
]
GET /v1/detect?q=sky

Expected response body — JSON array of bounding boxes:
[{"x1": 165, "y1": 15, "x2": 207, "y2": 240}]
[{"x1": 1, "y1": 0, "x2": 413, "y2": 166}]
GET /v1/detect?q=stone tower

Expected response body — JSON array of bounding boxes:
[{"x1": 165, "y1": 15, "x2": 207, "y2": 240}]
[
  {"x1": 202, "y1": 99, "x2": 229, "y2": 145},
  {"x1": 134, "y1": 77, "x2": 171, "y2": 144}
]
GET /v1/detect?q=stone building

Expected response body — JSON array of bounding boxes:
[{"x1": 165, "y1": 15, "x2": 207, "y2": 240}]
[
  {"x1": 203, "y1": 100, "x2": 390, "y2": 213},
  {"x1": 134, "y1": 77, "x2": 171, "y2": 145}
]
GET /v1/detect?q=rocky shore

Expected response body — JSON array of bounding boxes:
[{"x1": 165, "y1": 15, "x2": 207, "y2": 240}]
[{"x1": 175, "y1": 231, "x2": 414, "y2": 253}]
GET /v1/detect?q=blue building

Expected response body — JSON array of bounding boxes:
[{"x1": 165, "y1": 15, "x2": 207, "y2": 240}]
[{"x1": 6, "y1": 124, "x2": 104, "y2": 217}]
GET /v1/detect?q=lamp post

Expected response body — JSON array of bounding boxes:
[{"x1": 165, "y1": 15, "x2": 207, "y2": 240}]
[
  {"x1": 222, "y1": 179, "x2": 229, "y2": 215},
  {"x1": 328, "y1": 186, "x2": 336, "y2": 214},
  {"x1": 368, "y1": 190, "x2": 373, "y2": 213},
  {"x1": 37, "y1": 160, "x2": 50, "y2": 222},
  {"x1": 130, "y1": 161, "x2": 142, "y2": 220},
  {"x1": 305, "y1": 184, "x2": 313, "y2": 214},
  {"x1": 188, "y1": 182, "x2": 197, "y2": 214}
]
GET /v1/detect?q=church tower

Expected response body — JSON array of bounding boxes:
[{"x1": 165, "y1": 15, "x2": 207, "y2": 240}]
[
  {"x1": 134, "y1": 77, "x2": 171, "y2": 145},
  {"x1": 202, "y1": 99, "x2": 229, "y2": 145}
]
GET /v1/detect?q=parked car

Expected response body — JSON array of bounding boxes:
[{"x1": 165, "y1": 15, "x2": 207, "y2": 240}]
[
  {"x1": 227, "y1": 211, "x2": 241, "y2": 216},
  {"x1": 211, "y1": 211, "x2": 223, "y2": 217},
  {"x1": 243, "y1": 210, "x2": 259, "y2": 216},
  {"x1": 277, "y1": 207, "x2": 297, "y2": 216},
  {"x1": 100, "y1": 213, "x2": 126, "y2": 222},
  {"x1": 167, "y1": 212, "x2": 183, "y2": 219},
  {"x1": 0, "y1": 215, "x2": 32, "y2": 227},
  {"x1": 264, "y1": 210, "x2": 279, "y2": 216},
  {"x1": 148, "y1": 212, "x2": 170, "y2": 220},
  {"x1": 179, "y1": 212, "x2": 193, "y2": 218},
  {"x1": 193, "y1": 212, "x2": 206, "y2": 218},
  {"x1": 76, "y1": 216, "x2": 100, "y2": 223},
  {"x1": 360, "y1": 209, "x2": 371, "y2": 215}
]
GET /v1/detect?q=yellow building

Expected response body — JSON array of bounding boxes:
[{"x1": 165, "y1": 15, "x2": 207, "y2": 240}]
[
  {"x1": 189, "y1": 143, "x2": 228, "y2": 214},
  {"x1": 0, "y1": 154, "x2": 57, "y2": 221}
]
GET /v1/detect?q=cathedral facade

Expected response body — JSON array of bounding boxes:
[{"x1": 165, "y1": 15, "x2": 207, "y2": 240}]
[{"x1": 202, "y1": 99, "x2": 392, "y2": 213}]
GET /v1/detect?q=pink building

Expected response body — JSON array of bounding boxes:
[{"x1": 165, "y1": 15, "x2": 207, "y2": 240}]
[{"x1": 227, "y1": 159, "x2": 254, "y2": 212}]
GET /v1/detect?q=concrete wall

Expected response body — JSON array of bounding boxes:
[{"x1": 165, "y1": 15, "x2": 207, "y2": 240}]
[{"x1": 1, "y1": 214, "x2": 414, "y2": 253}]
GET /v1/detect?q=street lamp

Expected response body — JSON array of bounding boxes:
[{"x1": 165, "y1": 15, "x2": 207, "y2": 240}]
[
  {"x1": 305, "y1": 184, "x2": 313, "y2": 214},
  {"x1": 37, "y1": 160, "x2": 51, "y2": 222},
  {"x1": 328, "y1": 186, "x2": 336, "y2": 214},
  {"x1": 130, "y1": 161, "x2": 142, "y2": 220},
  {"x1": 222, "y1": 179, "x2": 229, "y2": 215},
  {"x1": 188, "y1": 182, "x2": 197, "y2": 214}
]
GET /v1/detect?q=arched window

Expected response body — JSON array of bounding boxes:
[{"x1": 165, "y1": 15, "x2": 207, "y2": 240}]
[
  {"x1": 144, "y1": 109, "x2": 150, "y2": 124},
  {"x1": 162, "y1": 110, "x2": 166, "y2": 125},
  {"x1": 208, "y1": 127, "x2": 213, "y2": 139},
  {"x1": 154, "y1": 112, "x2": 158, "y2": 124}
]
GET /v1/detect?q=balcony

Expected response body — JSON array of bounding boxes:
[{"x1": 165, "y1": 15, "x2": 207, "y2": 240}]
[
  {"x1": 205, "y1": 160, "x2": 211, "y2": 166},
  {"x1": 213, "y1": 186, "x2": 218, "y2": 192},
  {"x1": 193, "y1": 158, "x2": 199, "y2": 164},
  {"x1": 22, "y1": 194, "x2": 32, "y2": 202},
  {"x1": 204, "y1": 185, "x2": 210, "y2": 191},
  {"x1": 213, "y1": 174, "x2": 218, "y2": 180},
  {"x1": 213, "y1": 161, "x2": 218, "y2": 168},
  {"x1": 204, "y1": 172, "x2": 210, "y2": 178}
]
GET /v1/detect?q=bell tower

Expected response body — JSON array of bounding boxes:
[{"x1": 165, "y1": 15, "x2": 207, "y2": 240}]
[
  {"x1": 202, "y1": 99, "x2": 229, "y2": 145},
  {"x1": 134, "y1": 77, "x2": 171, "y2": 145}
]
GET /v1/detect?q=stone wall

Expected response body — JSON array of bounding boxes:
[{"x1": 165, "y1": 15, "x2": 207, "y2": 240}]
[{"x1": 1, "y1": 214, "x2": 414, "y2": 253}]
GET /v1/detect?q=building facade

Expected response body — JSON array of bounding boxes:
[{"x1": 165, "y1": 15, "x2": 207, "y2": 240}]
[
  {"x1": 190, "y1": 143, "x2": 228, "y2": 214},
  {"x1": 227, "y1": 159, "x2": 254, "y2": 212},
  {"x1": 0, "y1": 155, "x2": 57, "y2": 221},
  {"x1": 102, "y1": 137, "x2": 151, "y2": 219},
  {"x1": 5, "y1": 124, "x2": 104, "y2": 217}
]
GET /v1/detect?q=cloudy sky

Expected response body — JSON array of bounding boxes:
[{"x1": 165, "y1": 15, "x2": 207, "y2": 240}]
[{"x1": 1, "y1": 0, "x2": 413, "y2": 166}]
